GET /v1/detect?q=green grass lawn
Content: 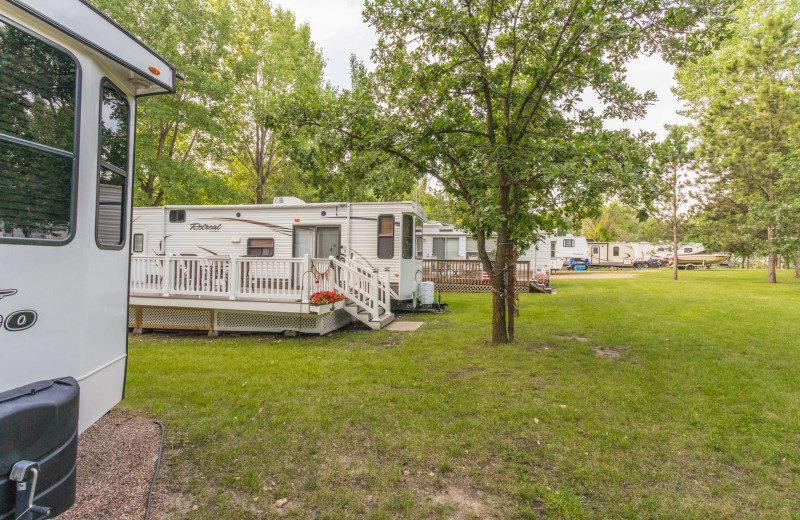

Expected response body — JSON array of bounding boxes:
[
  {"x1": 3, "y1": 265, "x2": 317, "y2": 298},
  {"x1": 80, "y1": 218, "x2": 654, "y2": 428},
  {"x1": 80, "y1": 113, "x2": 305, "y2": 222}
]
[{"x1": 122, "y1": 269, "x2": 800, "y2": 519}]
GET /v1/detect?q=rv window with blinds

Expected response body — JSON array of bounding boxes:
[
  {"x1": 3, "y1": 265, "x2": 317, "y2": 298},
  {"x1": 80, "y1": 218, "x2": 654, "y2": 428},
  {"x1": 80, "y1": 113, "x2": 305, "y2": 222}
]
[
  {"x1": 563, "y1": 239, "x2": 575, "y2": 247},
  {"x1": 96, "y1": 81, "x2": 130, "y2": 249},
  {"x1": 432, "y1": 237, "x2": 459, "y2": 259},
  {"x1": 0, "y1": 19, "x2": 77, "y2": 243},
  {"x1": 377, "y1": 215, "x2": 394, "y2": 259},
  {"x1": 402, "y1": 215, "x2": 413, "y2": 259},
  {"x1": 247, "y1": 238, "x2": 274, "y2": 257}
]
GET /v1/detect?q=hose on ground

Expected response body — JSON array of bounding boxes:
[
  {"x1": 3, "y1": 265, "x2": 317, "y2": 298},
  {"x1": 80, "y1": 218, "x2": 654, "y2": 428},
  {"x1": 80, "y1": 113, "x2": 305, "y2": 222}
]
[{"x1": 144, "y1": 421, "x2": 165, "y2": 520}]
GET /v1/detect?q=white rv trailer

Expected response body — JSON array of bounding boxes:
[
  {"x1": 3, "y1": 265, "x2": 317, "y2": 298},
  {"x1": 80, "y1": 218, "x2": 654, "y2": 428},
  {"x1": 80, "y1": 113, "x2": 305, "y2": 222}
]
[
  {"x1": 421, "y1": 223, "x2": 585, "y2": 272},
  {"x1": 0, "y1": 0, "x2": 175, "y2": 517},
  {"x1": 128, "y1": 200, "x2": 426, "y2": 334},
  {"x1": 589, "y1": 242, "x2": 637, "y2": 267}
]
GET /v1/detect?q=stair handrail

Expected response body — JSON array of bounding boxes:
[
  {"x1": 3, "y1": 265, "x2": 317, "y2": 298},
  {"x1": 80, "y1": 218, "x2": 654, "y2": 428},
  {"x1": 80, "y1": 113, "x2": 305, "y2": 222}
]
[{"x1": 329, "y1": 256, "x2": 391, "y2": 319}]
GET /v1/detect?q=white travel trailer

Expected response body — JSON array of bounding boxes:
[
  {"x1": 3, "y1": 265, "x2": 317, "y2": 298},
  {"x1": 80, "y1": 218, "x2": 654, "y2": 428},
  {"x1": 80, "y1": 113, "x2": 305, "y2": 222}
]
[
  {"x1": 128, "y1": 200, "x2": 426, "y2": 333},
  {"x1": 0, "y1": 0, "x2": 175, "y2": 517},
  {"x1": 421, "y1": 223, "x2": 586, "y2": 272},
  {"x1": 589, "y1": 242, "x2": 637, "y2": 267}
]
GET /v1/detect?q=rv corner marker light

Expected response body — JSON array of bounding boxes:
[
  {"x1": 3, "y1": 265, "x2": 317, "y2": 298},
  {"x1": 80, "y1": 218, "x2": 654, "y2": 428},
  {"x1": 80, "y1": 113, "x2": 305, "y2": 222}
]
[
  {"x1": 149, "y1": 66, "x2": 161, "y2": 75},
  {"x1": 394, "y1": 273, "x2": 399, "y2": 277},
  {"x1": 231, "y1": 237, "x2": 241, "y2": 244},
  {"x1": 294, "y1": 218, "x2": 300, "y2": 222}
]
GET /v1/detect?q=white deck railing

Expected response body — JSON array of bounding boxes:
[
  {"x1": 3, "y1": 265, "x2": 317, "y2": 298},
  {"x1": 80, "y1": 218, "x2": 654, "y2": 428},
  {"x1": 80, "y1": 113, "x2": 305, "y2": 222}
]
[{"x1": 130, "y1": 254, "x2": 391, "y2": 320}]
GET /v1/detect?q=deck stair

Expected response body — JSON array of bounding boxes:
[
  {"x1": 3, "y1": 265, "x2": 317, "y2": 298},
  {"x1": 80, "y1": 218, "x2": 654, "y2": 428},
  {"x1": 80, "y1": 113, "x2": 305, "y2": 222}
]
[{"x1": 328, "y1": 256, "x2": 395, "y2": 330}]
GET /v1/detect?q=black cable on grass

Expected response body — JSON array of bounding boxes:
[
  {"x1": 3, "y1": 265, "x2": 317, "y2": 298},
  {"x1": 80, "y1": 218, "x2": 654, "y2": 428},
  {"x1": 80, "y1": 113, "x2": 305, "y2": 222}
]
[{"x1": 144, "y1": 421, "x2": 165, "y2": 520}]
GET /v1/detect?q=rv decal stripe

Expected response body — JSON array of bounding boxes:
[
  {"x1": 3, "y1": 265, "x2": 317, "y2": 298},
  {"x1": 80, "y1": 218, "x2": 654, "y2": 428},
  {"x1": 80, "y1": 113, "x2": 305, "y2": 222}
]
[{"x1": 199, "y1": 217, "x2": 292, "y2": 234}]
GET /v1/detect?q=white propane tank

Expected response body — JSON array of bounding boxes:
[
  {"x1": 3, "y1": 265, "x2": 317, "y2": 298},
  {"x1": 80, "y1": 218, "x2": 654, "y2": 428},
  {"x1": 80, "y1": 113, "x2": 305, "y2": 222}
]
[{"x1": 419, "y1": 281, "x2": 435, "y2": 305}]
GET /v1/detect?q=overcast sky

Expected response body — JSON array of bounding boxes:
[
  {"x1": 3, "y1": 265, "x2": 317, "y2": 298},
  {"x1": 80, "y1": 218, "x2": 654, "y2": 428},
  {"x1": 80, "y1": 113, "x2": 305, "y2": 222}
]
[{"x1": 282, "y1": 1, "x2": 690, "y2": 140}]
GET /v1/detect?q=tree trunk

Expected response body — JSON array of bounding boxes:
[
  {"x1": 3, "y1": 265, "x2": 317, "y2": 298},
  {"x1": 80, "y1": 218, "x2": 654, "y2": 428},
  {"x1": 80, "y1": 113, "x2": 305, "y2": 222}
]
[
  {"x1": 477, "y1": 226, "x2": 508, "y2": 345},
  {"x1": 506, "y1": 239, "x2": 515, "y2": 343},
  {"x1": 672, "y1": 170, "x2": 678, "y2": 280},
  {"x1": 767, "y1": 224, "x2": 777, "y2": 283},
  {"x1": 795, "y1": 248, "x2": 800, "y2": 278}
]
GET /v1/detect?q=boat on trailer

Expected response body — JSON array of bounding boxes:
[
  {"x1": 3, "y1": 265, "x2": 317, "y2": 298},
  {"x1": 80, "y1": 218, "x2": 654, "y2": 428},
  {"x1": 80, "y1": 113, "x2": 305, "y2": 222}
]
[
  {"x1": 128, "y1": 199, "x2": 427, "y2": 334},
  {"x1": 0, "y1": 0, "x2": 176, "y2": 517}
]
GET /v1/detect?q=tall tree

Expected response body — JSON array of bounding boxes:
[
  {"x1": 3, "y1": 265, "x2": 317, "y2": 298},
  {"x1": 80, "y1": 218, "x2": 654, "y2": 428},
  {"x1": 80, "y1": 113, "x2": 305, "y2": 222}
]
[
  {"x1": 226, "y1": 1, "x2": 324, "y2": 204},
  {"x1": 349, "y1": 0, "x2": 720, "y2": 343},
  {"x1": 677, "y1": 0, "x2": 800, "y2": 283},
  {"x1": 94, "y1": 0, "x2": 238, "y2": 206},
  {"x1": 653, "y1": 126, "x2": 694, "y2": 280}
]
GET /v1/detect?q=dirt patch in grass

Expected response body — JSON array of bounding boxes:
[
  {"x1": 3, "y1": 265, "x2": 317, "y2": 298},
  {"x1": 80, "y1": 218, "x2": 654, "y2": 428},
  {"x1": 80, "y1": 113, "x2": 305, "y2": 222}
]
[
  {"x1": 555, "y1": 335, "x2": 590, "y2": 342},
  {"x1": 526, "y1": 342, "x2": 555, "y2": 351},
  {"x1": 593, "y1": 345, "x2": 625, "y2": 359},
  {"x1": 431, "y1": 485, "x2": 492, "y2": 519}
]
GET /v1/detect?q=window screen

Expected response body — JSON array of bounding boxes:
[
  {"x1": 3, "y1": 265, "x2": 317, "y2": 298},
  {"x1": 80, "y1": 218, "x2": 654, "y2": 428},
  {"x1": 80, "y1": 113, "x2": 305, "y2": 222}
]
[
  {"x1": 613, "y1": 246, "x2": 620, "y2": 256},
  {"x1": 683, "y1": 247, "x2": 692, "y2": 253},
  {"x1": 0, "y1": 19, "x2": 77, "y2": 241},
  {"x1": 96, "y1": 81, "x2": 129, "y2": 248},
  {"x1": 377, "y1": 215, "x2": 394, "y2": 259},
  {"x1": 247, "y1": 238, "x2": 274, "y2": 257},
  {"x1": 402, "y1": 215, "x2": 413, "y2": 259},
  {"x1": 169, "y1": 210, "x2": 186, "y2": 223},
  {"x1": 550, "y1": 241, "x2": 556, "y2": 259},
  {"x1": 133, "y1": 233, "x2": 144, "y2": 253},
  {"x1": 563, "y1": 239, "x2": 575, "y2": 247}
]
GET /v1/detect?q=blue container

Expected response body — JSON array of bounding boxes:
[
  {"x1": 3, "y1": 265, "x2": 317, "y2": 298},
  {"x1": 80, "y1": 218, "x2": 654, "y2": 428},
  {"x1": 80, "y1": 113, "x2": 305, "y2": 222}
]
[{"x1": 574, "y1": 265, "x2": 587, "y2": 271}]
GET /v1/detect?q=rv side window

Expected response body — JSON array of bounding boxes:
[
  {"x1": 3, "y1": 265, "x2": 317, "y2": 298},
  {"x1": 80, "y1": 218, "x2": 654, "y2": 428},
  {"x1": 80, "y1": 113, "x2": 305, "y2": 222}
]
[
  {"x1": 415, "y1": 218, "x2": 423, "y2": 259},
  {"x1": 683, "y1": 247, "x2": 692, "y2": 253},
  {"x1": 402, "y1": 215, "x2": 413, "y2": 259},
  {"x1": 169, "y1": 210, "x2": 185, "y2": 223},
  {"x1": 132, "y1": 233, "x2": 144, "y2": 253},
  {"x1": 613, "y1": 246, "x2": 620, "y2": 256},
  {"x1": 550, "y1": 241, "x2": 556, "y2": 259},
  {"x1": 247, "y1": 238, "x2": 274, "y2": 257},
  {"x1": 377, "y1": 215, "x2": 394, "y2": 259},
  {"x1": 96, "y1": 81, "x2": 130, "y2": 249},
  {"x1": 0, "y1": 20, "x2": 77, "y2": 243},
  {"x1": 563, "y1": 239, "x2": 575, "y2": 247}
]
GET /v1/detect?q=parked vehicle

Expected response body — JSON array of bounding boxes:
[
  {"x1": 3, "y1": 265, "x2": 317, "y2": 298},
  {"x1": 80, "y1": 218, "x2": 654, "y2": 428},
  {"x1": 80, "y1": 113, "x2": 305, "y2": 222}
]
[{"x1": 0, "y1": 0, "x2": 176, "y2": 516}]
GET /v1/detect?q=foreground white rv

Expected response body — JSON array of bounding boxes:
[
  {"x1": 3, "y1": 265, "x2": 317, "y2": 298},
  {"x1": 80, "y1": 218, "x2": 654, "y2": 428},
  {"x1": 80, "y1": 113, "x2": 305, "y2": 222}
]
[
  {"x1": 128, "y1": 200, "x2": 426, "y2": 333},
  {"x1": 0, "y1": 0, "x2": 175, "y2": 517}
]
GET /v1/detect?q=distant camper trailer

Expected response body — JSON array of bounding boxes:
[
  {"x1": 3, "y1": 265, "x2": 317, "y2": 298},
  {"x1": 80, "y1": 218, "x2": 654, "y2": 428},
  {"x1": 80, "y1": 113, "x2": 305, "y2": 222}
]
[
  {"x1": 421, "y1": 223, "x2": 588, "y2": 272},
  {"x1": 589, "y1": 242, "x2": 637, "y2": 267}
]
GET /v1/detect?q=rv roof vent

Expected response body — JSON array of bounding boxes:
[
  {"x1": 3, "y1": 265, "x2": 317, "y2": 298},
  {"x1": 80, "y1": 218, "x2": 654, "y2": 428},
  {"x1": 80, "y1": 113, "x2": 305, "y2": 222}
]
[{"x1": 272, "y1": 196, "x2": 306, "y2": 205}]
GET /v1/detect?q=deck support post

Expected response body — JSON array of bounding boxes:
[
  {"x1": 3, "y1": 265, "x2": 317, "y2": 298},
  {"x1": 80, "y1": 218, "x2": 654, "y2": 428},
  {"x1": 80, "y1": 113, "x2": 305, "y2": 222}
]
[
  {"x1": 229, "y1": 255, "x2": 238, "y2": 300},
  {"x1": 302, "y1": 255, "x2": 313, "y2": 302},
  {"x1": 371, "y1": 268, "x2": 380, "y2": 320},
  {"x1": 162, "y1": 254, "x2": 173, "y2": 297}
]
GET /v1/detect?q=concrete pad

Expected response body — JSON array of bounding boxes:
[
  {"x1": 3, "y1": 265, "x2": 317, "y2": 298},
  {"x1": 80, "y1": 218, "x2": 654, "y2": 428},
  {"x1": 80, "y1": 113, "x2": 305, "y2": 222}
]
[{"x1": 385, "y1": 321, "x2": 425, "y2": 331}]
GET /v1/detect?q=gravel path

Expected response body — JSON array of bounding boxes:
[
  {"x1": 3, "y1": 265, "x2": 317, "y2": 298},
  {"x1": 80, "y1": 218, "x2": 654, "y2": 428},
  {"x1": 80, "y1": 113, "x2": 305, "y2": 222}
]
[{"x1": 59, "y1": 412, "x2": 162, "y2": 520}]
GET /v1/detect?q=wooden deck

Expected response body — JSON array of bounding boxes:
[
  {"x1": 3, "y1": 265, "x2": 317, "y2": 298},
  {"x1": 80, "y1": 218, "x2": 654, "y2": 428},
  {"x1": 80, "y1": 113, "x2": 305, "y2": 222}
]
[{"x1": 422, "y1": 259, "x2": 536, "y2": 293}]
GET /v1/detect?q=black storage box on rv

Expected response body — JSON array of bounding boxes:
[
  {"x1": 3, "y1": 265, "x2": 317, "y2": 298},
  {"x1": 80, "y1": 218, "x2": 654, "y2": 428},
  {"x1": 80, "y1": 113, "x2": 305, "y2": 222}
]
[{"x1": 0, "y1": 377, "x2": 80, "y2": 519}]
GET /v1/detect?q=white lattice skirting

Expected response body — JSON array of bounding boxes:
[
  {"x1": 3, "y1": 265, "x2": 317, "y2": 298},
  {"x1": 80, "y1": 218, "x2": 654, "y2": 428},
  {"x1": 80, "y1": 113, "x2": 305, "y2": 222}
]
[{"x1": 129, "y1": 305, "x2": 353, "y2": 335}]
